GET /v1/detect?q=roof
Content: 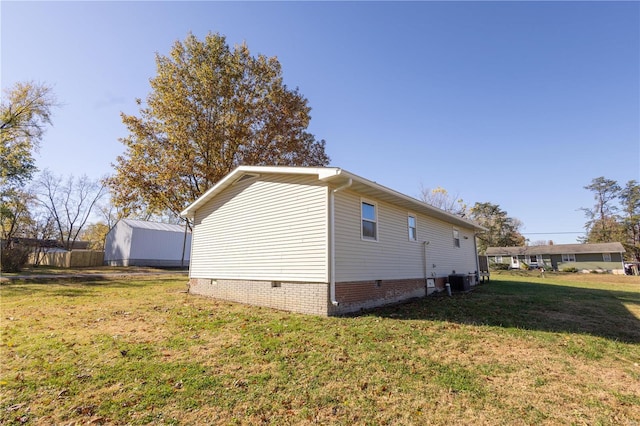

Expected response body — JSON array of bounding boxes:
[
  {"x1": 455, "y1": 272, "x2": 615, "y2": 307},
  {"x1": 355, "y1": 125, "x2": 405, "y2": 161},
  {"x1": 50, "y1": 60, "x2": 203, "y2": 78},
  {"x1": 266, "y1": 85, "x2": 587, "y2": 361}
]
[
  {"x1": 486, "y1": 242, "x2": 625, "y2": 256},
  {"x1": 180, "y1": 166, "x2": 486, "y2": 231},
  {"x1": 121, "y1": 219, "x2": 190, "y2": 233}
]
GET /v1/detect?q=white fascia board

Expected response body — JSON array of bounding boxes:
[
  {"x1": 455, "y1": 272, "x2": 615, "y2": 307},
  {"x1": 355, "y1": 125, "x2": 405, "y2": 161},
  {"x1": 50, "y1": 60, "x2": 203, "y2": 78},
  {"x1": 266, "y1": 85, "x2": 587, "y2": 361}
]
[{"x1": 320, "y1": 168, "x2": 487, "y2": 232}]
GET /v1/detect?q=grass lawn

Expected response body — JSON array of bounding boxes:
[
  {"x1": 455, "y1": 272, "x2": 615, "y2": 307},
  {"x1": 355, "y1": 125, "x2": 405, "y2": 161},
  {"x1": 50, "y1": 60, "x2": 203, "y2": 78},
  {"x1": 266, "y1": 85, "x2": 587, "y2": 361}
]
[{"x1": 1, "y1": 272, "x2": 639, "y2": 425}]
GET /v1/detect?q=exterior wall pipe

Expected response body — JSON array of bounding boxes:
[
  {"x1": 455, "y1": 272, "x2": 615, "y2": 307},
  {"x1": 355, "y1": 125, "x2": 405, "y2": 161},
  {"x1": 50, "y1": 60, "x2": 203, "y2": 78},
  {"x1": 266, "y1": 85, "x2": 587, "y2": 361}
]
[
  {"x1": 329, "y1": 178, "x2": 352, "y2": 306},
  {"x1": 423, "y1": 241, "x2": 430, "y2": 284}
]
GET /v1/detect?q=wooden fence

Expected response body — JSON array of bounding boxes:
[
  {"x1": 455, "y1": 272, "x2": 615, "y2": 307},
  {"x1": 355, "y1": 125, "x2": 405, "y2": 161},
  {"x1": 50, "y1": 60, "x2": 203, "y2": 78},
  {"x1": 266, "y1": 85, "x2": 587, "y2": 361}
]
[{"x1": 30, "y1": 250, "x2": 104, "y2": 268}]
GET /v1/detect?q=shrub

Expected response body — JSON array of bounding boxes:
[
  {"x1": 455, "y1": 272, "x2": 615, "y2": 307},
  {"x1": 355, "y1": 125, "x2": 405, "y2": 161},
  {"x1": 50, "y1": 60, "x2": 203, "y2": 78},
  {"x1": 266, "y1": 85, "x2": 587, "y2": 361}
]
[
  {"x1": 1, "y1": 246, "x2": 31, "y2": 273},
  {"x1": 492, "y1": 263, "x2": 510, "y2": 270},
  {"x1": 562, "y1": 267, "x2": 579, "y2": 273}
]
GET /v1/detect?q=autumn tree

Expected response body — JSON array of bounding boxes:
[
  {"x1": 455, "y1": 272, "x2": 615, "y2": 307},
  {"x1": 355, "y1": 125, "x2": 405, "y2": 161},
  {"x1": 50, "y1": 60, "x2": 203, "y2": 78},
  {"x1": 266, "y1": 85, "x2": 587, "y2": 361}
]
[
  {"x1": 107, "y1": 32, "x2": 329, "y2": 219},
  {"x1": 1, "y1": 81, "x2": 57, "y2": 271},
  {"x1": 81, "y1": 222, "x2": 110, "y2": 251},
  {"x1": 419, "y1": 185, "x2": 467, "y2": 216},
  {"x1": 469, "y1": 202, "x2": 525, "y2": 253},
  {"x1": 1, "y1": 81, "x2": 56, "y2": 186}
]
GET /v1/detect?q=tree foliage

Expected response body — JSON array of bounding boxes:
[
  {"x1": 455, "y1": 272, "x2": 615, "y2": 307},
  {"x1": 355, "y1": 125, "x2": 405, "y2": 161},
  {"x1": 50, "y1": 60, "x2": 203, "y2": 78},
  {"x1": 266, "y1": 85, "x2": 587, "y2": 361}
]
[
  {"x1": 81, "y1": 222, "x2": 110, "y2": 251},
  {"x1": 107, "y1": 32, "x2": 329, "y2": 219},
  {"x1": 0, "y1": 81, "x2": 56, "y2": 186},
  {"x1": 419, "y1": 185, "x2": 467, "y2": 216},
  {"x1": 583, "y1": 177, "x2": 640, "y2": 261},
  {"x1": 469, "y1": 202, "x2": 525, "y2": 253},
  {"x1": 581, "y1": 176, "x2": 622, "y2": 243}
]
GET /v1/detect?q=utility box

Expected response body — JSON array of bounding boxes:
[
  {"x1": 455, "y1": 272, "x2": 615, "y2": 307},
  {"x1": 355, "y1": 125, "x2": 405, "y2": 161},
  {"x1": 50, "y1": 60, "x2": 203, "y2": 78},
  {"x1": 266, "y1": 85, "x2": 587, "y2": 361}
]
[{"x1": 448, "y1": 274, "x2": 471, "y2": 292}]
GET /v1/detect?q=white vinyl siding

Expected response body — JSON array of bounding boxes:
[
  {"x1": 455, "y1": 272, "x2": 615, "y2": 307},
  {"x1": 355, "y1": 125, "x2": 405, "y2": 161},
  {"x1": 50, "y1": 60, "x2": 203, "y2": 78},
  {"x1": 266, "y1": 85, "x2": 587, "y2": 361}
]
[
  {"x1": 190, "y1": 174, "x2": 328, "y2": 282},
  {"x1": 129, "y1": 227, "x2": 191, "y2": 262},
  {"x1": 334, "y1": 190, "x2": 477, "y2": 282}
]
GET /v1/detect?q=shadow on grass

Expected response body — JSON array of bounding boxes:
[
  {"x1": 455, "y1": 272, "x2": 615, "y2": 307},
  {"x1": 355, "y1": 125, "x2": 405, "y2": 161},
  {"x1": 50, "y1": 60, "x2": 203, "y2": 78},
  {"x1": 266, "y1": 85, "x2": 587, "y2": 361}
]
[{"x1": 370, "y1": 278, "x2": 640, "y2": 344}]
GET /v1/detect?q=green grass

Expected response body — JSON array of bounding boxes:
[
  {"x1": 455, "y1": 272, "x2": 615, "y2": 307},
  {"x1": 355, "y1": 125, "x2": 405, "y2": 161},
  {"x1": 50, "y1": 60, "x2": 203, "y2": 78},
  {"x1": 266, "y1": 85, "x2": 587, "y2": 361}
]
[{"x1": 1, "y1": 272, "x2": 639, "y2": 425}]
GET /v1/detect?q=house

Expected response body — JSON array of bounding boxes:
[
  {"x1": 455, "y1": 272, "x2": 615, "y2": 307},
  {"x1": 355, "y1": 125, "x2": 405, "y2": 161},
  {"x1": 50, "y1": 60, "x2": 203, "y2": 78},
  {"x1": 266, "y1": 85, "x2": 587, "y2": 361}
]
[
  {"x1": 104, "y1": 219, "x2": 191, "y2": 267},
  {"x1": 180, "y1": 166, "x2": 486, "y2": 316},
  {"x1": 486, "y1": 242, "x2": 626, "y2": 274}
]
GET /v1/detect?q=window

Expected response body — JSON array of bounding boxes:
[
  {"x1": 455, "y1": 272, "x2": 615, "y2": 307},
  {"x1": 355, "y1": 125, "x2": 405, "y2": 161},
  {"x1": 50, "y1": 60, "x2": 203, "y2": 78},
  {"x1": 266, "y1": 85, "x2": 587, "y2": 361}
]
[
  {"x1": 453, "y1": 228, "x2": 460, "y2": 248},
  {"x1": 562, "y1": 253, "x2": 576, "y2": 262},
  {"x1": 408, "y1": 215, "x2": 417, "y2": 241},
  {"x1": 603, "y1": 253, "x2": 611, "y2": 262},
  {"x1": 495, "y1": 256, "x2": 503, "y2": 263},
  {"x1": 528, "y1": 255, "x2": 540, "y2": 264},
  {"x1": 361, "y1": 200, "x2": 377, "y2": 241}
]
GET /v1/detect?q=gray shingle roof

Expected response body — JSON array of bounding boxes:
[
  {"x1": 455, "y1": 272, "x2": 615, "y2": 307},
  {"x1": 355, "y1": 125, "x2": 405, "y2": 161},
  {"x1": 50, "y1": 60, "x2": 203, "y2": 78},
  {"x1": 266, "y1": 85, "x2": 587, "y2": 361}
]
[{"x1": 486, "y1": 242, "x2": 625, "y2": 256}]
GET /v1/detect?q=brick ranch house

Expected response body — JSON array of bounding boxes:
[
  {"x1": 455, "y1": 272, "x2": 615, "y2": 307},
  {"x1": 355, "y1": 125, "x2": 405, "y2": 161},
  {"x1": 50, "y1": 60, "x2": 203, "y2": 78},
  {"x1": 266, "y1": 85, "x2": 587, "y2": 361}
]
[{"x1": 181, "y1": 166, "x2": 486, "y2": 316}]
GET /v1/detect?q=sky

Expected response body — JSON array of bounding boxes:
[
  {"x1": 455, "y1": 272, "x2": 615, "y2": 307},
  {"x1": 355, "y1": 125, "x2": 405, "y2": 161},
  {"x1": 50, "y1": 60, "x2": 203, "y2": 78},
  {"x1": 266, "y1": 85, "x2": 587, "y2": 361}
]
[{"x1": 2, "y1": 1, "x2": 639, "y2": 244}]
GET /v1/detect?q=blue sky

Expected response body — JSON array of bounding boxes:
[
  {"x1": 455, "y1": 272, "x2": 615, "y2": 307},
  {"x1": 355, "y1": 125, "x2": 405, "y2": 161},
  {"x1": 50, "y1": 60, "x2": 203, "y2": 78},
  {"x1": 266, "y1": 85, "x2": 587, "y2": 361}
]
[{"x1": 2, "y1": 1, "x2": 639, "y2": 244}]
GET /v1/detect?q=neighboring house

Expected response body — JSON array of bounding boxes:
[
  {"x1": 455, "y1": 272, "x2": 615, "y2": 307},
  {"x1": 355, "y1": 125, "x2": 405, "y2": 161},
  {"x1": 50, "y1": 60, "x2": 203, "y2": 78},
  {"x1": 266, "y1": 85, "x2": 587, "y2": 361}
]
[
  {"x1": 486, "y1": 242, "x2": 626, "y2": 274},
  {"x1": 181, "y1": 166, "x2": 486, "y2": 316},
  {"x1": 104, "y1": 219, "x2": 191, "y2": 267}
]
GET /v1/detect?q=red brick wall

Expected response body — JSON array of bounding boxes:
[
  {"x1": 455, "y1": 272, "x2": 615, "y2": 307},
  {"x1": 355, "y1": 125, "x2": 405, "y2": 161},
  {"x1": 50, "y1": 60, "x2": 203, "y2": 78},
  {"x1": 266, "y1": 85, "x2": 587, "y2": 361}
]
[
  {"x1": 189, "y1": 277, "x2": 428, "y2": 316},
  {"x1": 331, "y1": 278, "x2": 426, "y2": 315}
]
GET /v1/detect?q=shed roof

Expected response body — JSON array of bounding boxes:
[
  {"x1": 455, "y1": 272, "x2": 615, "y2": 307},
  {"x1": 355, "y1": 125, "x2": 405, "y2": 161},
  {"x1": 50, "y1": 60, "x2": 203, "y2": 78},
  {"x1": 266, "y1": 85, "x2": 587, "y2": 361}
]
[
  {"x1": 180, "y1": 166, "x2": 486, "y2": 231},
  {"x1": 121, "y1": 219, "x2": 190, "y2": 234},
  {"x1": 486, "y1": 242, "x2": 625, "y2": 256}
]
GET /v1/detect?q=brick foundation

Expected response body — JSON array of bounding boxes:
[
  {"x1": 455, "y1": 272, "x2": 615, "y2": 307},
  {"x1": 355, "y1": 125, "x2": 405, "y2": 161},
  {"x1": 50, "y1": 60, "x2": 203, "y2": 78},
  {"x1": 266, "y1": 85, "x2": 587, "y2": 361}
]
[
  {"x1": 189, "y1": 277, "x2": 429, "y2": 316},
  {"x1": 188, "y1": 278, "x2": 329, "y2": 316},
  {"x1": 330, "y1": 278, "x2": 426, "y2": 315}
]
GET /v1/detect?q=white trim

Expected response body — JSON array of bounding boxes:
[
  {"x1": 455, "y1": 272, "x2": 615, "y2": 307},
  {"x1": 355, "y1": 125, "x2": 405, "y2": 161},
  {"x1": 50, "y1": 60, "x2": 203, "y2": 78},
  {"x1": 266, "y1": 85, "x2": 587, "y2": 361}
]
[
  {"x1": 361, "y1": 198, "x2": 378, "y2": 242},
  {"x1": 407, "y1": 213, "x2": 417, "y2": 242}
]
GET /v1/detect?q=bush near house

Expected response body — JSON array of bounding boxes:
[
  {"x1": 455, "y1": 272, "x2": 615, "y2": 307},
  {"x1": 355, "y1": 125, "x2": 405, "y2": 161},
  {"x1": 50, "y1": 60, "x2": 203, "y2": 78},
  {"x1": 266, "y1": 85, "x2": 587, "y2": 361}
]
[{"x1": 0, "y1": 246, "x2": 30, "y2": 273}]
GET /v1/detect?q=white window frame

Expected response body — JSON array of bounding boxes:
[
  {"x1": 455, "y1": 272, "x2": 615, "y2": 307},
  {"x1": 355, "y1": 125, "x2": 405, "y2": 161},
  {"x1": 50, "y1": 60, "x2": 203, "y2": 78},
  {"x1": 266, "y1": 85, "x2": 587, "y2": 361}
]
[
  {"x1": 602, "y1": 253, "x2": 612, "y2": 262},
  {"x1": 361, "y1": 199, "x2": 378, "y2": 242},
  {"x1": 453, "y1": 228, "x2": 460, "y2": 248},
  {"x1": 528, "y1": 255, "x2": 540, "y2": 264},
  {"x1": 407, "y1": 214, "x2": 417, "y2": 242},
  {"x1": 562, "y1": 253, "x2": 576, "y2": 262},
  {"x1": 495, "y1": 256, "x2": 503, "y2": 263}
]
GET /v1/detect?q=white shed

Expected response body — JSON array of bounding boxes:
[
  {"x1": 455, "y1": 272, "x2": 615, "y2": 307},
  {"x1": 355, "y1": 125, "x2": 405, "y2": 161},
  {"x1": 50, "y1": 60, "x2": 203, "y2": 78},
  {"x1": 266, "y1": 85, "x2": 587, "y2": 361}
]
[{"x1": 104, "y1": 219, "x2": 191, "y2": 267}]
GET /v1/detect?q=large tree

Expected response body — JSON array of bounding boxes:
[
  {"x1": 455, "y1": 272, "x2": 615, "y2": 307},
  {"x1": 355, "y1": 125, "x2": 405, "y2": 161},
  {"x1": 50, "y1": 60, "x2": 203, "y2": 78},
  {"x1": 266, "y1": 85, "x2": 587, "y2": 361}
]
[
  {"x1": 618, "y1": 180, "x2": 640, "y2": 261},
  {"x1": 469, "y1": 202, "x2": 525, "y2": 253},
  {"x1": 108, "y1": 32, "x2": 329, "y2": 219},
  {"x1": 582, "y1": 176, "x2": 621, "y2": 243},
  {"x1": 1, "y1": 81, "x2": 56, "y2": 271}
]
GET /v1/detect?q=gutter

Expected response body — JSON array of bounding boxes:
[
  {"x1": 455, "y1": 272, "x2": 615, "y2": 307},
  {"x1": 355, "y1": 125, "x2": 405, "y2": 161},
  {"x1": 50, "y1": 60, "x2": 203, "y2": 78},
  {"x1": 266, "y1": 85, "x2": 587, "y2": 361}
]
[{"x1": 329, "y1": 178, "x2": 352, "y2": 306}]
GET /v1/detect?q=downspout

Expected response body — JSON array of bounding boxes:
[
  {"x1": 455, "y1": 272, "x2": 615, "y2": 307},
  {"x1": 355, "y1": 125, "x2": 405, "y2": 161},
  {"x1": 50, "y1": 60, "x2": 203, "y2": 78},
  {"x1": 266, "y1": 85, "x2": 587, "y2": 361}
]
[
  {"x1": 423, "y1": 241, "x2": 430, "y2": 283},
  {"x1": 329, "y1": 178, "x2": 352, "y2": 306},
  {"x1": 473, "y1": 233, "x2": 480, "y2": 279}
]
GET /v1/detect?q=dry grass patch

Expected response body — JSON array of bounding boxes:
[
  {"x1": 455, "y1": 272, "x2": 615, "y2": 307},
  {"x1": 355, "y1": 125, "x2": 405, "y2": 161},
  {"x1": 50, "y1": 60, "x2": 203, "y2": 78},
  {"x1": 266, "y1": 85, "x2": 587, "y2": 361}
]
[{"x1": 1, "y1": 273, "x2": 639, "y2": 425}]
